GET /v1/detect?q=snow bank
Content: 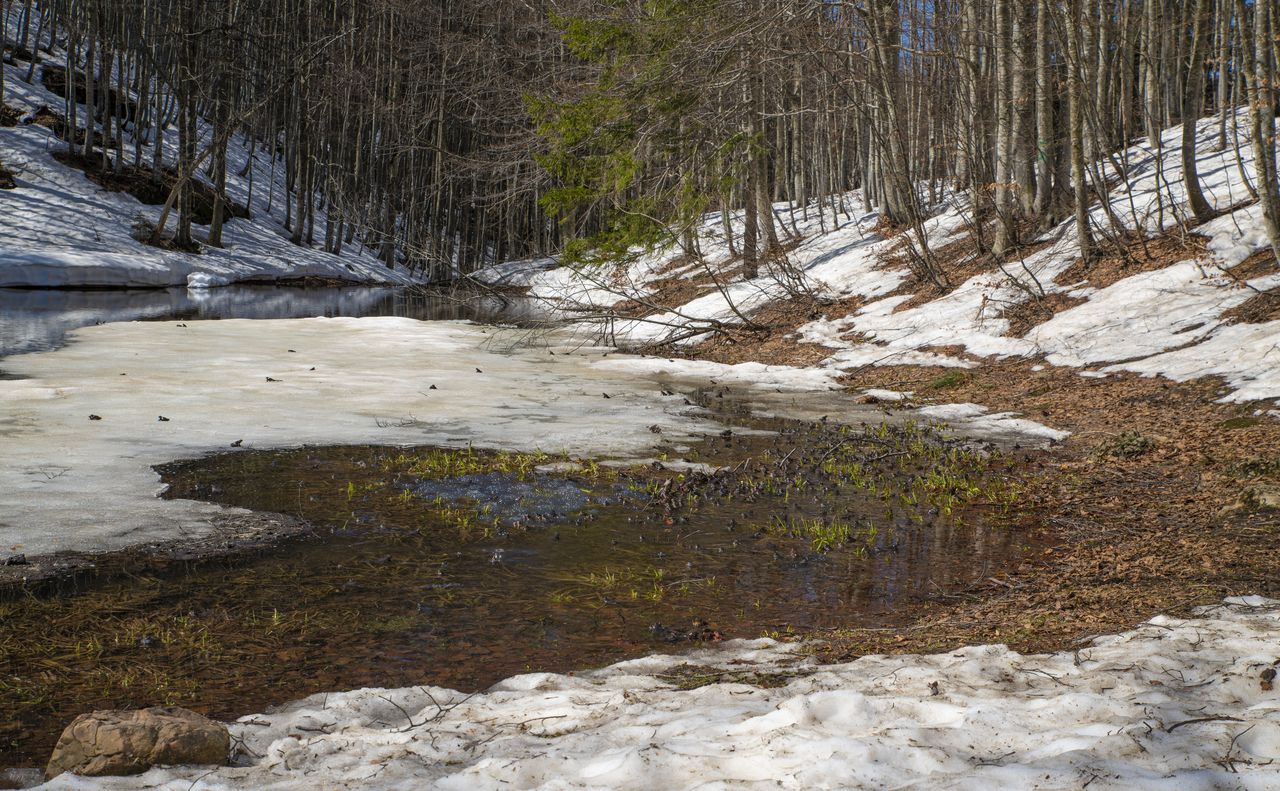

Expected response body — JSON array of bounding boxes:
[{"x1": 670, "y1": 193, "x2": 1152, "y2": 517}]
[
  {"x1": 1112, "y1": 319, "x2": 1280, "y2": 403},
  {"x1": 469, "y1": 257, "x2": 559, "y2": 289},
  {"x1": 186, "y1": 273, "x2": 233, "y2": 289},
  {"x1": 0, "y1": 317, "x2": 725, "y2": 557},
  {"x1": 39, "y1": 598, "x2": 1280, "y2": 790}
]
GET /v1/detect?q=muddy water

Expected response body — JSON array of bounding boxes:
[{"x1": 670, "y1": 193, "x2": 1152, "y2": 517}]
[{"x1": 0, "y1": 401, "x2": 1042, "y2": 768}]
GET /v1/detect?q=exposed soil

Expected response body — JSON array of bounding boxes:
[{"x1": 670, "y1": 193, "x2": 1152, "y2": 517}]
[
  {"x1": 0, "y1": 158, "x2": 15, "y2": 190},
  {"x1": 1223, "y1": 247, "x2": 1279, "y2": 281},
  {"x1": 889, "y1": 227, "x2": 995, "y2": 312},
  {"x1": 613, "y1": 243, "x2": 803, "y2": 326},
  {"x1": 23, "y1": 103, "x2": 113, "y2": 149},
  {"x1": 1000, "y1": 292, "x2": 1088, "y2": 336},
  {"x1": 24, "y1": 104, "x2": 60, "y2": 131},
  {"x1": 653, "y1": 275, "x2": 1280, "y2": 657},
  {"x1": 614, "y1": 271, "x2": 718, "y2": 320},
  {"x1": 1055, "y1": 231, "x2": 1210, "y2": 290},
  {"x1": 0, "y1": 420, "x2": 1036, "y2": 766},
  {"x1": 783, "y1": 356, "x2": 1280, "y2": 660},
  {"x1": 639, "y1": 292, "x2": 843, "y2": 368},
  {"x1": 18, "y1": 103, "x2": 248, "y2": 231},
  {"x1": 52, "y1": 149, "x2": 250, "y2": 227},
  {"x1": 131, "y1": 216, "x2": 203, "y2": 253},
  {"x1": 1218, "y1": 249, "x2": 1280, "y2": 324},
  {"x1": 3, "y1": 43, "x2": 40, "y2": 64},
  {"x1": 0, "y1": 103, "x2": 19, "y2": 128},
  {"x1": 3, "y1": 196, "x2": 1275, "y2": 769},
  {"x1": 885, "y1": 217, "x2": 1056, "y2": 314},
  {"x1": 1222, "y1": 288, "x2": 1280, "y2": 324},
  {"x1": 41, "y1": 63, "x2": 139, "y2": 125}
]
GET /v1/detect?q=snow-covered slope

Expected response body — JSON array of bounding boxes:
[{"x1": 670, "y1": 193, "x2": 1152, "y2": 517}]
[
  {"x1": 0, "y1": 42, "x2": 418, "y2": 288},
  {"x1": 40, "y1": 598, "x2": 1280, "y2": 790},
  {"x1": 482, "y1": 110, "x2": 1280, "y2": 405}
]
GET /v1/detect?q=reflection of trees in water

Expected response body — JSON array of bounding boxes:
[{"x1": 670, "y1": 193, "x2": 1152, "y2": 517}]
[{"x1": 0, "y1": 286, "x2": 529, "y2": 358}]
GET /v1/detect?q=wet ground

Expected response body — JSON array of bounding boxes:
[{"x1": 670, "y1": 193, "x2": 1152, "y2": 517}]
[{"x1": 0, "y1": 396, "x2": 1044, "y2": 767}]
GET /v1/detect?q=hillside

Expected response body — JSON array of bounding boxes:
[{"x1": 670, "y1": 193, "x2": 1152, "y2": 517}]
[
  {"x1": 469, "y1": 106, "x2": 1280, "y2": 669},
  {"x1": 484, "y1": 109, "x2": 1279, "y2": 405},
  {"x1": 0, "y1": 54, "x2": 419, "y2": 289}
]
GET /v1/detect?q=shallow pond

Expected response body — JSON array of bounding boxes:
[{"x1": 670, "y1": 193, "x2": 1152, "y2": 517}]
[{"x1": 0, "y1": 399, "x2": 1043, "y2": 767}]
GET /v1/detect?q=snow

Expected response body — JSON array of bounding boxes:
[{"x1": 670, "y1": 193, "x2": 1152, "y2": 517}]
[
  {"x1": 591, "y1": 356, "x2": 842, "y2": 392},
  {"x1": 187, "y1": 272, "x2": 233, "y2": 289},
  {"x1": 0, "y1": 54, "x2": 419, "y2": 289},
  {"x1": 4, "y1": 13, "x2": 1278, "y2": 790},
  {"x1": 1027, "y1": 260, "x2": 1265, "y2": 368},
  {"x1": 1111, "y1": 319, "x2": 1280, "y2": 403},
  {"x1": 917, "y1": 403, "x2": 1071, "y2": 446},
  {"x1": 469, "y1": 257, "x2": 564, "y2": 289},
  {"x1": 0, "y1": 318, "x2": 729, "y2": 557},
  {"x1": 13, "y1": 25, "x2": 1279, "y2": 397},
  {"x1": 862, "y1": 388, "x2": 912, "y2": 401},
  {"x1": 38, "y1": 598, "x2": 1280, "y2": 790},
  {"x1": 0, "y1": 36, "x2": 1273, "y2": 791}
]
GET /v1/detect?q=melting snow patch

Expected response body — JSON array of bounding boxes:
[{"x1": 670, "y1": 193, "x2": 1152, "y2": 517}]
[
  {"x1": 591, "y1": 356, "x2": 842, "y2": 392},
  {"x1": 862, "y1": 388, "x2": 913, "y2": 402},
  {"x1": 1105, "y1": 320, "x2": 1280, "y2": 403},
  {"x1": 38, "y1": 599, "x2": 1280, "y2": 790},
  {"x1": 507, "y1": 111, "x2": 1280, "y2": 404},
  {"x1": 917, "y1": 403, "x2": 1070, "y2": 446}
]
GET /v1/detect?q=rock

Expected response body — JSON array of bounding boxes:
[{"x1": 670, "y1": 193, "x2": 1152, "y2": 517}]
[
  {"x1": 1220, "y1": 485, "x2": 1280, "y2": 517},
  {"x1": 46, "y1": 706, "x2": 229, "y2": 779},
  {"x1": 4, "y1": 554, "x2": 26, "y2": 566}
]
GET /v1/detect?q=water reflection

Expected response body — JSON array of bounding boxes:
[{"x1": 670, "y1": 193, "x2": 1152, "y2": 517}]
[{"x1": 0, "y1": 285, "x2": 530, "y2": 359}]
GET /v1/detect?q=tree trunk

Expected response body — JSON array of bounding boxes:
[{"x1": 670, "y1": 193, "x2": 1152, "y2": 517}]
[
  {"x1": 1181, "y1": 0, "x2": 1215, "y2": 224},
  {"x1": 1064, "y1": 0, "x2": 1095, "y2": 264},
  {"x1": 81, "y1": 35, "x2": 95, "y2": 160},
  {"x1": 1236, "y1": 0, "x2": 1280, "y2": 259},
  {"x1": 208, "y1": 130, "x2": 229, "y2": 248},
  {"x1": 1033, "y1": 0, "x2": 1056, "y2": 223}
]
